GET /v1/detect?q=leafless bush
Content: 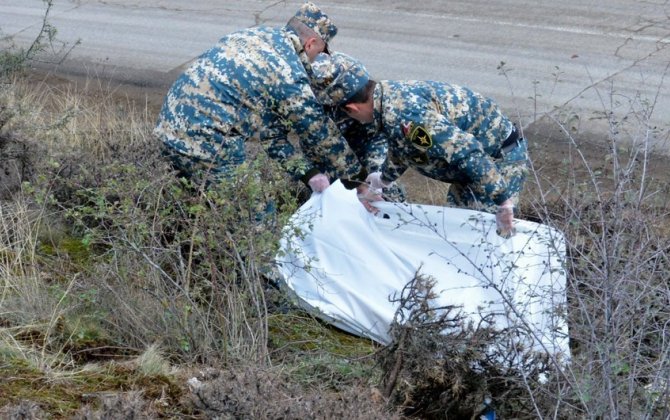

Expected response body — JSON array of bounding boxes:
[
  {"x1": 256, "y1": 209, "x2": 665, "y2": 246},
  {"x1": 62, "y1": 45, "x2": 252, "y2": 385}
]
[
  {"x1": 377, "y1": 272, "x2": 557, "y2": 419},
  {"x1": 523, "y1": 83, "x2": 670, "y2": 418},
  {"x1": 75, "y1": 392, "x2": 155, "y2": 420},
  {"x1": 0, "y1": 84, "x2": 45, "y2": 200},
  {"x1": 187, "y1": 364, "x2": 398, "y2": 419},
  {"x1": 0, "y1": 0, "x2": 79, "y2": 80},
  {"x1": 0, "y1": 400, "x2": 46, "y2": 420},
  {"x1": 0, "y1": 73, "x2": 304, "y2": 370}
]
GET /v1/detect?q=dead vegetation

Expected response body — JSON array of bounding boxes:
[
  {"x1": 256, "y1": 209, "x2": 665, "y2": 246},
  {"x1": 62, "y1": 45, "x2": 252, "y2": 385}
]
[{"x1": 1, "y1": 9, "x2": 670, "y2": 417}]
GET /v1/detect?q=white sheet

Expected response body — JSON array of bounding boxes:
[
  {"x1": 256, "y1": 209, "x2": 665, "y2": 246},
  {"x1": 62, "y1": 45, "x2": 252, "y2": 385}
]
[{"x1": 277, "y1": 180, "x2": 569, "y2": 358}]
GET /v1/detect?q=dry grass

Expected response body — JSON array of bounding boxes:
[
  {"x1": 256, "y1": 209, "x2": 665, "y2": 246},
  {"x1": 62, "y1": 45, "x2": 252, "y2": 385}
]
[
  {"x1": 1, "y1": 44, "x2": 669, "y2": 418},
  {"x1": 0, "y1": 75, "x2": 391, "y2": 418}
]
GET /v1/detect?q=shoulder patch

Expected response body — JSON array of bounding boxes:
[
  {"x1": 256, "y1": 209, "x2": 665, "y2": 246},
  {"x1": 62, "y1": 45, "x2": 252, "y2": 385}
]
[{"x1": 408, "y1": 124, "x2": 432, "y2": 149}]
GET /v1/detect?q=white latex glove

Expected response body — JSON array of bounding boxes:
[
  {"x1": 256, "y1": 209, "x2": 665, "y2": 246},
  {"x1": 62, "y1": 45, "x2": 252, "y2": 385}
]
[
  {"x1": 356, "y1": 184, "x2": 383, "y2": 214},
  {"x1": 495, "y1": 199, "x2": 516, "y2": 238},
  {"x1": 307, "y1": 173, "x2": 330, "y2": 192},
  {"x1": 365, "y1": 172, "x2": 391, "y2": 194}
]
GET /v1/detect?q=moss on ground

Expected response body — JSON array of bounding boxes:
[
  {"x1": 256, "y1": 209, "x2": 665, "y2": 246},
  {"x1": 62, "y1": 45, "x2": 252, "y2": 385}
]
[
  {"x1": 0, "y1": 356, "x2": 191, "y2": 418},
  {"x1": 268, "y1": 311, "x2": 382, "y2": 389}
]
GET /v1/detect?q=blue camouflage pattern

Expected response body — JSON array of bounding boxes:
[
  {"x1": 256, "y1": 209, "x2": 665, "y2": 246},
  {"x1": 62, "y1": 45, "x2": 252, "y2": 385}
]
[
  {"x1": 293, "y1": 2, "x2": 337, "y2": 43},
  {"x1": 311, "y1": 52, "x2": 405, "y2": 199},
  {"x1": 153, "y1": 25, "x2": 363, "y2": 185},
  {"x1": 310, "y1": 52, "x2": 370, "y2": 106},
  {"x1": 327, "y1": 106, "x2": 407, "y2": 201},
  {"x1": 370, "y1": 80, "x2": 528, "y2": 209},
  {"x1": 310, "y1": 52, "x2": 523, "y2": 207}
]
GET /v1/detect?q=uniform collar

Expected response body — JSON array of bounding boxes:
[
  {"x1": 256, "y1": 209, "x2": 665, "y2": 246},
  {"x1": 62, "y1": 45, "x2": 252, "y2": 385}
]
[
  {"x1": 286, "y1": 29, "x2": 313, "y2": 71},
  {"x1": 373, "y1": 82, "x2": 384, "y2": 131}
]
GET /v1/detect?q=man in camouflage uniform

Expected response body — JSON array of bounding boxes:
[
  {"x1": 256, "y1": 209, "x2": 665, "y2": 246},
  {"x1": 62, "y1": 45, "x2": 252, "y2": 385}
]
[
  {"x1": 154, "y1": 3, "x2": 366, "y2": 192},
  {"x1": 310, "y1": 52, "x2": 407, "y2": 202},
  {"x1": 316, "y1": 53, "x2": 529, "y2": 237}
]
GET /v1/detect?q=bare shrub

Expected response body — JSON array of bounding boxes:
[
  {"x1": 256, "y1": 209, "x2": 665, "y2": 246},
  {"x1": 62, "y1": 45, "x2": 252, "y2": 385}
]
[
  {"x1": 523, "y1": 86, "x2": 670, "y2": 418},
  {"x1": 187, "y1": 364, "x2": 398, "y2": 419},
  {"x1": 0, "y1": 133, "x2": 36, "y2": 199},
  {"x1": 0, "y1": 84, "x2": 44, "y2": 200},
  {"x1": 29, "y1": 137, "x2": 300, "y2": 364},
  {"x1": 75, "y1": 391, "x2": 157, "y2": 420},
  {"x1": 0, "y1": 71, "x2": 303, "y2": 369},
  {"x1": 0, "y1": 0, "x2": 79, "y2": 81},
  {"x1": 18, "y1": 75, "x2": 303, "y2": 364},
  {"x1": 376, "y1": 272, "x2": 558, "y2": 419},
  {"x1": 0, "y1": 400, "x2": 46, "y2": 420}
]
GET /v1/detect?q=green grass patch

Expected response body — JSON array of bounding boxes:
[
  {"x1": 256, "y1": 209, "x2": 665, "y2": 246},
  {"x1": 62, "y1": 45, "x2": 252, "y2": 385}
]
[{"x1": 0, "y1": 355, "x2": 189, "y2": 418}]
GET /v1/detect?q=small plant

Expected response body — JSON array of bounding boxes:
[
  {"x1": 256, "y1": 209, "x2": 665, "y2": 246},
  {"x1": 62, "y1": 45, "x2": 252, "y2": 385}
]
[{"x1": 0, "y1": 0, "x2": 79, "y2": 81}]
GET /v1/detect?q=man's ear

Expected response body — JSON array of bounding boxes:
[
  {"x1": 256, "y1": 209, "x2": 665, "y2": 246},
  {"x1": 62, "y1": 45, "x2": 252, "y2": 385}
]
[
  {"x1": 304, "y1": 36, "x2": 320, "y2": 52},
  {"x1": 304, "y1": 37, "x2": 315, "y2": 49},
  {"x1": 342, "y1": 103, "x2": 359, "y2": 114}
]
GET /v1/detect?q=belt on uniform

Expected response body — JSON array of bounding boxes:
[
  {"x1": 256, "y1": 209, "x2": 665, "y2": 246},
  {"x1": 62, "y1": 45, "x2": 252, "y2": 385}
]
[
  {"x1": 497, "y1": 125, "x2": 524, "y2": 157},
  {"x1": 500, "y1": 137, "x2": 524, "y2": 155}
]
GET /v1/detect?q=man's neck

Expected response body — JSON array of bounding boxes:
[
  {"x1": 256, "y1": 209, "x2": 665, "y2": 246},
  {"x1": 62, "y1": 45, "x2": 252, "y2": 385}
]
[{"x1": 285, "y1": 29, "x2": 312, "y2": 71}]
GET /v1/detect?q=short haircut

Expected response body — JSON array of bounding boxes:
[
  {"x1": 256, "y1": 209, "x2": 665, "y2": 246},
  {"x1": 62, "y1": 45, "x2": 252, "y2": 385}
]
[{"x1": 287, "y1": 17, "x2": 320, "y2": 44}]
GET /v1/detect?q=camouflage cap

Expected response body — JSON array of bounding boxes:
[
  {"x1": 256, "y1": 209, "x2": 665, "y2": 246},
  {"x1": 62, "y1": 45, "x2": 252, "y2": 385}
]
[
  {"x1": 310, "y1": 52, "x2": 370, "y2": 106},
  {"x1": 293, "y1": 2, "x2": 338, "y2": 43}
]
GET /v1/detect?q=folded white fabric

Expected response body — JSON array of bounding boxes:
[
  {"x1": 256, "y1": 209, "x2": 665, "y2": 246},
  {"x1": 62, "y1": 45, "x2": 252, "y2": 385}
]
[{"x1": 277, "y1": 180, "x2": 569, "y2": 358}]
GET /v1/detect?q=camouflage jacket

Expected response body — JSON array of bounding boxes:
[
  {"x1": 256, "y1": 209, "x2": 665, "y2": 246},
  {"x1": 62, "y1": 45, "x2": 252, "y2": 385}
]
[
  {"x1": 373, "y1": 80, "x2": 515, "y2": 205},
  {"x1": 327, "y1": 107, "x2": 387, "y2": 172},
  {"x1": 154, "y1": 26, "x2": 363, "y2": 184}
]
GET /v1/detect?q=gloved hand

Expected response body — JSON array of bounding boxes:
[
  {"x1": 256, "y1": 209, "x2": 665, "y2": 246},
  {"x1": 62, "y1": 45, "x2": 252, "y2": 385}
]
[
  {"x1": 307, "y1": 173, "x2": 330, "y2": 192},
  {"x1": 356, "y1": 184, "x2": 383, "y2": 214},
  {"x1": 366, "y1": 172, "x2": 391, "y2": 194},
  {"x1": 496, "y1": 199, "x2": 516, "y2": 238}
]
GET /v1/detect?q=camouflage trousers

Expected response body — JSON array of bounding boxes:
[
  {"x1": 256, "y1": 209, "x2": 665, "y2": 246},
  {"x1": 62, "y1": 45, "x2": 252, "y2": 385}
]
[
  {"x1": 161, "y1": 136, "x2": 246, "y2": 188},
  {"x1": 447, "y1": 138, "x2": 529, "y2": 213}
]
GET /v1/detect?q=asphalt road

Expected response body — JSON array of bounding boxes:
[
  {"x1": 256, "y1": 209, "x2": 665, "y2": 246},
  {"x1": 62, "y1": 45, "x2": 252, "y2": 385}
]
[{"x1": 2, "y1": 0, "x2": 669, "y2": 141}]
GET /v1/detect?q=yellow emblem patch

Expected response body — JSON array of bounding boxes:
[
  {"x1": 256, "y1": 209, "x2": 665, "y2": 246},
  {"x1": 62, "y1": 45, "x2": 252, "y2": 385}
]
[{"x1": 409, "y1": 125, "x2": 432, "y2": 149}]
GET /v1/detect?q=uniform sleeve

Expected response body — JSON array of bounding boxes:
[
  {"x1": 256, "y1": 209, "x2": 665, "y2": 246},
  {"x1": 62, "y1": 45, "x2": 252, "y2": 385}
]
[
  {"x1": 428, "y1": 112, "x2": 510, "y2": 205},
  {"x1": 454, "y1": 150, "x2": 511, "y2": 204},
  {"x1": 338, "y1": 116, "x2": 389, "y2": 172},
  {"x1": 329, "y1": 106, "x2": 401, "y2": 183},
  {"x1": 357, "y1": 131, "x2": 389, "y2": 172},
  {"x1": 262, "y1": 130, "x2": 319, "y2": 183},
  {"x1": 274, "y1": 83, "x2": 366, "y2": 187},
  {"x1": 380, "y1": 149, "x2": 408, "y2": 183}
]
